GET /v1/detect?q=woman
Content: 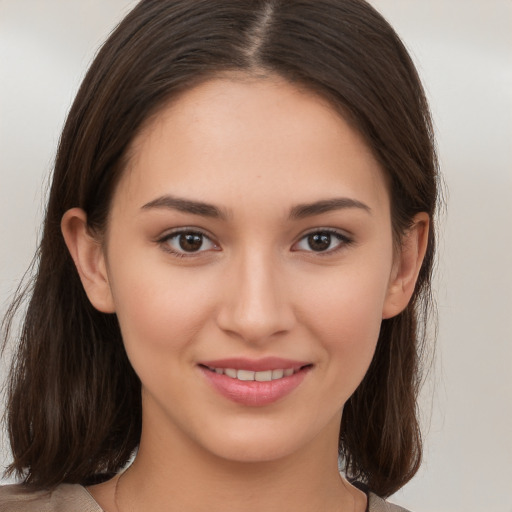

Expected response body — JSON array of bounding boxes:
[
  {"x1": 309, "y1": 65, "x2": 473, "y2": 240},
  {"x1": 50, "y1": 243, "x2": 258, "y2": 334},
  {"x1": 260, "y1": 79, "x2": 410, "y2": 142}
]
[{"x1": 0, "y1": 1, "x2": 438, "y2": 511}]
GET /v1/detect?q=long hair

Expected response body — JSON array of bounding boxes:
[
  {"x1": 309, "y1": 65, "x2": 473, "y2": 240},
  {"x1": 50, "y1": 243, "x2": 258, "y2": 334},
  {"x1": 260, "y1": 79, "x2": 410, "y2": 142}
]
[{"x1": 2, "y1": 0, "x2": 439, "y2": 497}]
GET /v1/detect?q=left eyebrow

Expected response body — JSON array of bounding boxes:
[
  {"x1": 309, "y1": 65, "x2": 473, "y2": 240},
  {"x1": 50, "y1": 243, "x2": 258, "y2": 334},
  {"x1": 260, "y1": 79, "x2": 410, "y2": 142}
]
[
  {"x1": 141, "y1": 195, "x2": 228, "y2": 220},
  {"x1": 289, "y1": 197, "x2": 372, "y2": 219}
]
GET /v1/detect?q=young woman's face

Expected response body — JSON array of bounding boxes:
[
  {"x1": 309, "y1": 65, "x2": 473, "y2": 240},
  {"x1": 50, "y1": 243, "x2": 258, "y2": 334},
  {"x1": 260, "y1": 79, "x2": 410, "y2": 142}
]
[{"x1": 102, "y1": 76, "x2": 400, "y2": 463}]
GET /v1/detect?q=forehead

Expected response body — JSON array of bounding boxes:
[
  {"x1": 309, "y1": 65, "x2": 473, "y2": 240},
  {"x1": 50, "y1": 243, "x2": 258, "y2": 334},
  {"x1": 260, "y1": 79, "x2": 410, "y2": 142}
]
[{"x1": 114, "y1": 75, "x2": 390, "y2": 217}]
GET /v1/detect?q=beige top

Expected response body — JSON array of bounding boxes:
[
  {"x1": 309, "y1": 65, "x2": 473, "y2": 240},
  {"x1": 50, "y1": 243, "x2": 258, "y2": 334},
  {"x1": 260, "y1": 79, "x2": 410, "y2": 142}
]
[{"x1": 0, "y1": 483, "x2": 411, "y2": 512}]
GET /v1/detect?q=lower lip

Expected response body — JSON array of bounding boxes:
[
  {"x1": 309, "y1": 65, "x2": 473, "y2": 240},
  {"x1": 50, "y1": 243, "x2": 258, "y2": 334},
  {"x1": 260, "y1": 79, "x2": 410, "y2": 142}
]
[{"x1": 199, "y1": 366, "x2": 311, "y2": 407}]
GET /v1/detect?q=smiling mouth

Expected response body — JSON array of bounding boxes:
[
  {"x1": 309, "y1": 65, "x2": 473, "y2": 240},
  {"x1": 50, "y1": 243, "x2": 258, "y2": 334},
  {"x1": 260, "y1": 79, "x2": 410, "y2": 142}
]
[
  {"x1": 198, "y1": 361, "x2": 313, "y2": 406},
  {"x1": 200, "y1": 365, "x2": 311, "y2": 382}
]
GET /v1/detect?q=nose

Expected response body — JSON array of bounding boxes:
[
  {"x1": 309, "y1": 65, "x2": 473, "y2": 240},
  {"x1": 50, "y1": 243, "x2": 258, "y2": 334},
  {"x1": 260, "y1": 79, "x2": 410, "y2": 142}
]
[{"x1": 215, "y1": 249, "x2": 296, "y2": 344}]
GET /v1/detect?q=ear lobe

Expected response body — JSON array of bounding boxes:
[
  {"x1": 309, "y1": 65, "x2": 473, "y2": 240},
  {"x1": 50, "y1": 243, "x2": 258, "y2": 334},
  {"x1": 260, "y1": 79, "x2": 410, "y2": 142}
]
[
  {"x1": 61, "y1": 208, "x2": 115, "y2": 313},
  {"x1": 382, "y1": 212, "x2": 430, "y2": 319}
]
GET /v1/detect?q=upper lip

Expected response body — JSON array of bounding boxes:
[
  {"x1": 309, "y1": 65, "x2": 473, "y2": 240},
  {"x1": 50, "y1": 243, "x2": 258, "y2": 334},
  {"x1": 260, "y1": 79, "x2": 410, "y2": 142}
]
[{"x1": 198, "y1": 357, "x2": 311, "y2": 372}]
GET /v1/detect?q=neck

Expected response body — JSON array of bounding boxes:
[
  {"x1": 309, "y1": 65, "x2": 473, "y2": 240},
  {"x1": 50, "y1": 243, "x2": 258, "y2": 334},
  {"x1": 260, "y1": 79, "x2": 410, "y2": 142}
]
[{"x1": 116, "y1": 418, "x2": 358, "y2": 512}]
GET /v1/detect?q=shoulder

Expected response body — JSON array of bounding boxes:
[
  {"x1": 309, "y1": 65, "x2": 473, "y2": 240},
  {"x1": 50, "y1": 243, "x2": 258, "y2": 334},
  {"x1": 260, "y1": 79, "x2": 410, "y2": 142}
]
[
  {"x1": 0, "y1": 483, "x2": 103, "y2": 512},
  {"x1": 368, "y1": 492, "x2": 412, "y2": 512}
]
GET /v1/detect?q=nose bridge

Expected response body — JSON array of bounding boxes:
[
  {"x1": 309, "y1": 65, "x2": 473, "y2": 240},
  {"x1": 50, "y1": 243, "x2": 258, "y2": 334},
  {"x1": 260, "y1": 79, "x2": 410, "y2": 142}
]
[{"x1": 217, "y1": 245, "x2": 294, "y2": 343}]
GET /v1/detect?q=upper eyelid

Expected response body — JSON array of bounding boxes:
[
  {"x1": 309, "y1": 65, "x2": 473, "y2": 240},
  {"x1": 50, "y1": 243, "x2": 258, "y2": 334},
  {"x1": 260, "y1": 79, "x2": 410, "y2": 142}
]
[
  {"x1": 156, "y1": 226, "x2": 215, "y2": 241},
  {"x1": 296, "y1": 227, "x2": 352, "y2": 240}
]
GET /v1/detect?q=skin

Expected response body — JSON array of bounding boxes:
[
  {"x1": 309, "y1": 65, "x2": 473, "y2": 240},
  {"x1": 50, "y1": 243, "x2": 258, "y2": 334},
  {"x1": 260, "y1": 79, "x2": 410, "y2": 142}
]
[{"x1": 62, "y1": 75, "x2": 429, "y2": 512}]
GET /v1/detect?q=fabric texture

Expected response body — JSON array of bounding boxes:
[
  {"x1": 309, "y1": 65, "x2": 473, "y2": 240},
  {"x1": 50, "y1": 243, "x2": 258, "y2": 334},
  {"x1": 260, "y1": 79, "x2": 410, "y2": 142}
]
[
  {"x1": 0, "y1": 483, "x2": 411, "y2": 512},
  {"x1": 0, "y1": 484, "x2": 100, "y2": 512}
]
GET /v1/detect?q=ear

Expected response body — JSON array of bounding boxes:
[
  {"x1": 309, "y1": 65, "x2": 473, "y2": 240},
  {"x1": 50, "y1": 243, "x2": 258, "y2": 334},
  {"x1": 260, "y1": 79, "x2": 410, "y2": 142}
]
[
  {"x1": 61, "y1": 208, "x2": 115, "y2": 313},
  {"x1": 382, "y1": 212, "x2": 430, "y2": 319}
]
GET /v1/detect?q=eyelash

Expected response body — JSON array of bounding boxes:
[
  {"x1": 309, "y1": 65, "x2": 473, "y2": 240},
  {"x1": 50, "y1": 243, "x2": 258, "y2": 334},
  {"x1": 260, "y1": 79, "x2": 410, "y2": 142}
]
[
  {"x1": 156, "y1": 228, "x2": 353, "y2": 258},
  {"x1": 292, "y1": 228, "x2": 353, "y2": 256},
  {"x1": 157, "y1": 228, "x2": 219, "y2": 258}
]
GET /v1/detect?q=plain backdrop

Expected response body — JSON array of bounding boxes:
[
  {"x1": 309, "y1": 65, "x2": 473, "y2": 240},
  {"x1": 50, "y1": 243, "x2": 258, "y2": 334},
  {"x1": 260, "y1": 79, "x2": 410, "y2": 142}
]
[{"x1": 1, "y1": 2, "x2": 511, "y2": 511}]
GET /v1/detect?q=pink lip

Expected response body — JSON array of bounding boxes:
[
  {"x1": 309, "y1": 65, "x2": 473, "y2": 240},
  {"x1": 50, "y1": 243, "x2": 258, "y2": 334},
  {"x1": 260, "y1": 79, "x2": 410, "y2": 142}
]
[
  {"x1": 198, "y1": 358, "x2": 312, "y2": 407},
  {"x1": 199, "y1": 357, "x2": 309, "y2": 372}
]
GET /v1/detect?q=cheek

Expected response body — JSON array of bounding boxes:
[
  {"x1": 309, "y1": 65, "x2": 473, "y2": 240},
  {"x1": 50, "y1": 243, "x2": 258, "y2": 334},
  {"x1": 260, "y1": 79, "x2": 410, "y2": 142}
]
[
  {"x1": 107, "y1": 255, "x2": 217, "y2": 361},
  {"x1": 302, "y1": 261, "x2": 390, "y2": 336},
  {"x1": 297, "y1": 260, "x2": 391, "y2": 392}
]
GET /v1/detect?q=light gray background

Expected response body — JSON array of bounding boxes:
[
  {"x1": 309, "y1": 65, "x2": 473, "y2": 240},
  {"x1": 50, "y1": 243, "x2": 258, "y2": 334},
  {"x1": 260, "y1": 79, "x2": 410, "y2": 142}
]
[{"x1": 1, "y1": 2, "x2": 511, "y2": 511}]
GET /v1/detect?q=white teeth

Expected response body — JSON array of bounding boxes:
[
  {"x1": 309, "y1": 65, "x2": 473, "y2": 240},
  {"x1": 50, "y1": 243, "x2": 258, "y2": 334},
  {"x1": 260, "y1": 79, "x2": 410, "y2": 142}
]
[
  {"x1": 212, "y1": 367, "x2": 297, "y2": 381},
  {"x1": 271, "y1": 369, "x2": 284, "y2": 379},
  {"x1": 255, "y1": 370, "x2": 272, "y2": 382},
  {"x1": 237, "y1": 369, "x2": 255, "y2": 381}
]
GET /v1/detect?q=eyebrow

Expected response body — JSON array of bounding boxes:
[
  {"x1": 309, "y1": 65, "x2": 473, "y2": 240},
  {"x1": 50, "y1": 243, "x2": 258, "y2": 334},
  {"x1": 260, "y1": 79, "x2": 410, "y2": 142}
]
[
  {"x1": 141, "y1": 194, "x2": 371, "y2": 220},
  {"x1": 141, "y1": 195, "x2": 228, "y2": 219},
  {"x1": 289, "y1": 197, "x2": 371, "y2": 219}
]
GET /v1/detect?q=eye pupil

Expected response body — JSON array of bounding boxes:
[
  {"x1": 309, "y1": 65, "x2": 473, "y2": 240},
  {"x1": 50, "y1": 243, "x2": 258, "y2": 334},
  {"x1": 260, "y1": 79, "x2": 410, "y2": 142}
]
[
  {"x1": 179, "y1": 233, "x2": 203, "y2": 252},
  {"x1": 308, "y1": 232, "x2": 331, "y2": 251}
]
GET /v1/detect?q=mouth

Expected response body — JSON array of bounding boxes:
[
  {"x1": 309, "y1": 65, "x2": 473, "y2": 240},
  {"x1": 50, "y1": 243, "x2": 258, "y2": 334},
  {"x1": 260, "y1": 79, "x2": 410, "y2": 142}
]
[
  {"x1": 199, "y1": 365, "x2": 310, "y2": 382},
  {"x1": 198, "y1": 358, "x2": 313, "y2": 406}
]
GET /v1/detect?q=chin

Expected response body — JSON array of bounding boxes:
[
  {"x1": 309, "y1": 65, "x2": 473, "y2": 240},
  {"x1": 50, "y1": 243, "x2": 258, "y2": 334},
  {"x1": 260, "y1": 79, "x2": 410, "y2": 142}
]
[
  {"x1": 196, "y1": 418, "x2": 332, "y2": 466},
  {"x1": 210, "y1": 438, "x2": 300, "y2": 464}
]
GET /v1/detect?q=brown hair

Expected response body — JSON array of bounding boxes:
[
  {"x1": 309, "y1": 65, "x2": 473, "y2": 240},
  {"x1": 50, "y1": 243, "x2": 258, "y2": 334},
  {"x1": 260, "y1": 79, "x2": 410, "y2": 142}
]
[{"x1": 2, "y1": 0, "x2": 439, "y2": 497}]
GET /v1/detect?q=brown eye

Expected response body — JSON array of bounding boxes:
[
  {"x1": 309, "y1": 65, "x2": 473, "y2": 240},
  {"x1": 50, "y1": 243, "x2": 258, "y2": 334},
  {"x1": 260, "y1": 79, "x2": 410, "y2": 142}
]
[
  {"x1": 179, "y1": 233, "x2": 204, "y2": 252},
  {"x1": 161, "y1": 230, "x2": 218, "y2": 256},
  {"x1": 307, "y1": 232, "x2": 332, "y2": 251},
  {"x1": 292, "y1": 229, "x2": 351, "y2": 254}
]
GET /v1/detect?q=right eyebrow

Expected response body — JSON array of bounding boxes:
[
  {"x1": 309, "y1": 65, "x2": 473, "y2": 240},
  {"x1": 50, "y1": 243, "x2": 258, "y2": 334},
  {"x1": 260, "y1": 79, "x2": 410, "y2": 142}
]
[
  {"x1": 141, "y1": 195, "x2": 229, "y2": 220},
  {"x1": 289, "y1": 197, "x2": 372, "y2": 219}
]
